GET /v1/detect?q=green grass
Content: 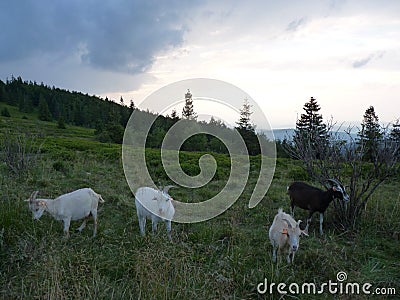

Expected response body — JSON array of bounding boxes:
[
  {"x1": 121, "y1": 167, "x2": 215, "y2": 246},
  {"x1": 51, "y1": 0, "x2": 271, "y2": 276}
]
[{"x1": 0, "y1": 113, "x2": 399, "y2": 299}]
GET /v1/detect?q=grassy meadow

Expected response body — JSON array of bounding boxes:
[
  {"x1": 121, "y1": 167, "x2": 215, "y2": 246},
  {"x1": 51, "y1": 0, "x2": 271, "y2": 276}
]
[{"x1": 0, "y1": 107, "x2": 399, "y2": 299}]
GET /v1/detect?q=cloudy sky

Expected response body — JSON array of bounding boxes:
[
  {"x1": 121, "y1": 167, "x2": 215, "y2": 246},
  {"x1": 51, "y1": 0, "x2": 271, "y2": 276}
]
[{"x1": 1, "y1": 0, "x2": 399, "y2": 128}]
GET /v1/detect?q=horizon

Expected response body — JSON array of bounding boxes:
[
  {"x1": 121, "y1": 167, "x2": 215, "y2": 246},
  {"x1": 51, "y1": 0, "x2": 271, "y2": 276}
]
[{"x1": 1, "y1": 74, "x2": 394, "y2": 131}]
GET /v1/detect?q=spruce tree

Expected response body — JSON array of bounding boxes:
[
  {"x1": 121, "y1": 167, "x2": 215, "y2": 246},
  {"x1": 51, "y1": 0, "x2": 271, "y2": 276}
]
[
  {"x1": 293, "y1": 97, "x2": 328, "y2": 159},
  {"x1": 390, "y1": 119, "x2": 400, "y2": 143},
  {"x1": 57, "y1": 115, "x2": 66, "y2": 129},
  {"x1": 236, "y1": 98, "x2": 254, "y2": 132},
  {"x1": 390, "y1": 119, "x2": 400, "y2": 158},
  {"x1": 0, "y1": 83, "x2": 6, "y2": 102},
  {"x1": 357, "y1": 106, "x2": 382, "y2": 161},
  {"x1": 295, "y1": 97, "x2": 327, "y2": 139},
  {"x1": 129, "y1": 100, "x2": 135, "y2": 110},
  {"x1": 38, "y1": 95, "x2": 52, "y2": 121},
  {"x1": 170, "y1": 109, "x2": 179, "y2": 120},
  {"x1": 182, "y1": 89, "x2": 197, "y2": 120},
  {"x1": 235, "y1": 98, "x2": 260, "y2": 155}
]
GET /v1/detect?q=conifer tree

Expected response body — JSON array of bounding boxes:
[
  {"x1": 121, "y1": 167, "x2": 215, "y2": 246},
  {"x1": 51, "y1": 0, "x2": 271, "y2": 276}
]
[
  {"x1": 293, "y1": 97, "x2": 328, "y2": 158},
  {"x1": 170, "y1": 109, "x2": 179, "y2": 120},
  {"x1": 390, "y1": 119, "x2": 400, "y2": 143},
  {"x1": 390, "y1": 119, "x2": 400, "y2": 158},
  {"x1": 358, "y1": 106, "x2": 382, "y2": 161},
  {"x1": 235, "y1": 98, "x2": 260, "y2": 155},
  {"x1": 129, "y1": 100, "x2": 135, "y2": 110},
  {"x1": 19, "y1": 95, "x2": 33, "y2": 113},
  {"x1": 38, "y1": 95, "x2": 52, "y2": 121},
  {"x1": 57, "y1": 115, "x2": 66, "y2": 129},
  {"x1": 182, "y1": 89, "x2": 197, "y2": 120},
  {"x1": 236, "y1": 98, "x2": 254, "y2": 132},
  {"x1": 295, "y1": 97, "x2": 327, "y2": 140}
]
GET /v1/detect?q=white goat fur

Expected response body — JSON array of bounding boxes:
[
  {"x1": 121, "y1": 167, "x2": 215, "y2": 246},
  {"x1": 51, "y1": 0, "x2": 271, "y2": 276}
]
[
  {"x1": 26, "y1": 188, "x2": 105, "y2": 237},
  {"x1": 268, "y1": 208, "x2": 308, "y2": 263},
  {"x1": 135, "y1": 186, "x2": 175, "y2": 240}
]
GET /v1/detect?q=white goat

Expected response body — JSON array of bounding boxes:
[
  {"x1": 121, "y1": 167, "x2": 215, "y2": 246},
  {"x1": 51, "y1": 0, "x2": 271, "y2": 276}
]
[
  {"x1": 25, "y1": 188, "x2": 105, "y2": 237},
  {"x1": 135, "y1": 186, "x2": 175, "y2": 240},
  {"x1": 269, "y1": 208, "x2": 308, "y2": 263}
]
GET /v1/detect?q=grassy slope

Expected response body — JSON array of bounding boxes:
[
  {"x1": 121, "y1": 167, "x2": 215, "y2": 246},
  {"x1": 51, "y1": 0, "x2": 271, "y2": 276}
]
[{"x1": 0, "y1": 111, "x2": 399, "y2": 299}]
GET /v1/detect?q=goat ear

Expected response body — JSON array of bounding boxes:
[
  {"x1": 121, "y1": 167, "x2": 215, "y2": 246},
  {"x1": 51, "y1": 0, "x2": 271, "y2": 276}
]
[
  {"x1": 39, "y1": 200, "x2": 46, "y2": 206},
  {"x1": 282, "y1": 228, "x2": 288, "y2": 235},
  {"x1": 301, "y1": 229, "x2": 309, "y2": 237}
]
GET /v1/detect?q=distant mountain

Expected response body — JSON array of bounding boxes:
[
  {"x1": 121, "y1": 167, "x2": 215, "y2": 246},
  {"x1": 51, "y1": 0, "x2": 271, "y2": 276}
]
[
  {"x1": 261, "y1": 129, "x2": 358, "y2": 142},
  {"x1": 271, "y1": 129, "x2": 295, "y2": 141},
  {"x1": 259, "y1": 129, "x2": 294, "y2": 141}
]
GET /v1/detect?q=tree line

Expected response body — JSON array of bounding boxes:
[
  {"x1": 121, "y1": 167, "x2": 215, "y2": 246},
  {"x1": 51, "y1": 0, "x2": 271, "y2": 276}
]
[
  {"x1": 283, "y1": 96, "x2": 399, "y2": 231},
  {"x1": 0, "y1": 77, "x2": 269, "y2": 156},
  {"x1": 0, "y1": 76, "x2": 132, "y2": 142},
  {"x1": 288, "y1": 96, "x2": 400, "y2": 161}
]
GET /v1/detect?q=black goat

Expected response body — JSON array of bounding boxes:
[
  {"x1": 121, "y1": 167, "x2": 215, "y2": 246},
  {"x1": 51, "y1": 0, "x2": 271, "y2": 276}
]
[{"x1": 287, "y1": 179, "x2": 349, "y2": 235}]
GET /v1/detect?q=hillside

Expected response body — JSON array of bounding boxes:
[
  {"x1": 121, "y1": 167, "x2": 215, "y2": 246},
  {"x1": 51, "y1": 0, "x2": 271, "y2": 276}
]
[
  {"x1": 267, "y1": 128, "x2": 358, "y2": 142},
  {"x1": 0, "y1": 76, "x2": 275, "y2": 156},
  {"x1": 0, "y1": 110, "x2": 399, "y2": 299}
]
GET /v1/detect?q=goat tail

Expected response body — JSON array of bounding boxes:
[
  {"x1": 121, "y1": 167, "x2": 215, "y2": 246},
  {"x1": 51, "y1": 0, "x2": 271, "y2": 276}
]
[
  {"x1": 90, "y1": 189, "x2": 105, "y2": 203},
  {"x1": 98, "y1": 194, "x2": 105, "y2": 203},
  {"x1": 278, "y1": 207, "x2": 283, "y2": 214}
]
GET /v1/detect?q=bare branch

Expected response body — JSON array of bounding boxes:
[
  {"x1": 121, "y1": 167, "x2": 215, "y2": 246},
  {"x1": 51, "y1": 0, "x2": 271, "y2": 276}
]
[{"x1": 284, "y1": 122, "x2": 399, "y2": 231}]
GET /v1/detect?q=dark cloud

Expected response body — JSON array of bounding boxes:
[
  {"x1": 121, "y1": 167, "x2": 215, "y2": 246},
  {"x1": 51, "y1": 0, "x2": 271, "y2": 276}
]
[
  {"x1": 352, "y1": 56, "x2": 373, "y2": 68},
  {"x1": 0, "y1": 1, "x2": 201, "y2": 74},
  {"x1": 286, "y1": 17, "x2": 307, "y2": 32},
  {"x1": 352, "y1": 52, "x2": 385, "y2": 68}
]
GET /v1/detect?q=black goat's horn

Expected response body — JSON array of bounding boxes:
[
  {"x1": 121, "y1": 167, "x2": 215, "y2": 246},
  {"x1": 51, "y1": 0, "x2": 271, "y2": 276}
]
[{"x1": 327, "y1": 178, "x2": 343, "y2": 187}]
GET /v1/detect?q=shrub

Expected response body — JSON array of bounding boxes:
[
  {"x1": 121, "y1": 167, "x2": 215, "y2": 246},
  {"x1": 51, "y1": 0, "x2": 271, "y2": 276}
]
[
  {"x1": 1, "y1": 107, "x2": 11, "y2": 117},
  {"x1": 0, "y1": 131, "x2": 42, "y2": 175},
  {"x1": 52, "y1": 161, "x2": 69, "y2": 174},
  {"x1": 287, "y1": 166, "x2": 310, "y2": 181},
  {"x1": 57, "y1": 116, "x2": 66, "y2": 129},
  {"x1": 96, "y1": 123, "x2": 124, "y2": 144}
]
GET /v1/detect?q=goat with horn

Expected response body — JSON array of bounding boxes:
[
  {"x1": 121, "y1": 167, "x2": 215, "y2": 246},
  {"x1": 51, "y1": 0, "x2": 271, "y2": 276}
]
[{"x1": 287, "y1": 179, "x2": 349, "y2": 235}]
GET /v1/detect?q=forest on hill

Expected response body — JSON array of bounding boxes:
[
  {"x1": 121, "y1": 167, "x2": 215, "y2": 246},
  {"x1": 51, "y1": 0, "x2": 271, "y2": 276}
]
[
  {"x1": 0, "y1": 76, "x2": 274, "y2": 156},
  {"x1": 0, "y1": 76, "x2": 131, "y2": 128}
]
